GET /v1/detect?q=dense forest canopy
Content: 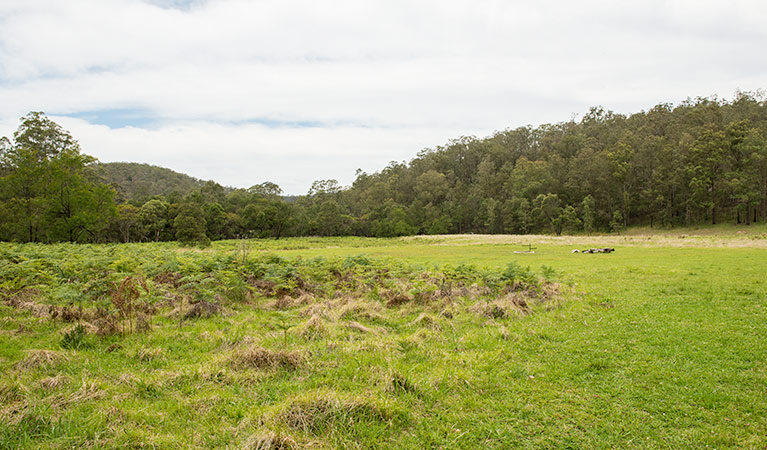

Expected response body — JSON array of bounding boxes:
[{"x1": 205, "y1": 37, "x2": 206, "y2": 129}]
[
  {"x1": 98, "y1": 162, "x2": 205, "y2": 203},
  {"x1": 2, "y1": 92, "x2": 767, "y2": 244}
]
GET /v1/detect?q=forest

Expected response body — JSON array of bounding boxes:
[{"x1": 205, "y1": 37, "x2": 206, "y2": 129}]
[{"x1": 1, "y1": 91, "x2": 766, "y2": 244}]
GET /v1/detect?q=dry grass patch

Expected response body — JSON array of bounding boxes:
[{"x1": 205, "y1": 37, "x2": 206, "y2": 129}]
[
  {"x1": 5, "y1": 289, "x2": 53, "y2": 318},
  {"x1": 184, "y1": 300, "x2": 222, "y2": 319},
  {"x1": 278, "y1": 392, "x2": 399, "y2": 435},
  {"x1": 471, "y1": 294, "x2": 530, "y2": 319},
  {"x1": 50, "y1": 380, "x2": 104, "y2": 409},
  {"x1": 0, "y1": 383, "x2": 25, "y2": 403},
  {"x1": 338, "y1": 299, "x2": 384, "y2": 322},
  {"x1": 299, "y1": 301, "x2": 334, "y2": 320},
  {"x1": 240, "y1": 431, "x2": 299, "y2": 450},
  {"x1": 381, "y1": 288, "x2": 414, "y2": 308},
  {"x1": 229, "y1": 347, "x2": 304, "y2": 370},
  {"x1": 38, "y1": 374, "x2": 70, "y2": 391},
  {"x1": 135, "y1": 347, "x2": 164, "y2": 362},
  {"x1": 296, "y1": 315, "x2": 328, "y2": 340},
  {"x1": 15, "y1": 349, "x2": 66, "y2": 370}
]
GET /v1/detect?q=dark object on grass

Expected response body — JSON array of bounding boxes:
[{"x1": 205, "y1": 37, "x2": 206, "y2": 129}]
[{"x1": 580, "y1": 248, "x2": 615, "y2": 254}]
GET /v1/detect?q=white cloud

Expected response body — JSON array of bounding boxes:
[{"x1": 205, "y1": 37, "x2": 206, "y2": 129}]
[{"x1": 1, "y1": 0, "x2": 766, "y2": 193}]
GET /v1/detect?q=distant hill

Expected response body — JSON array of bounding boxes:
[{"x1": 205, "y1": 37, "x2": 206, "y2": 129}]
[{"x1": 99, "y1": 162, "x2": 205, "y2": 202}]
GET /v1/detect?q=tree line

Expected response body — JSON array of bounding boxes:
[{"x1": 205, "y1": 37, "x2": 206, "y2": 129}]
[{"x1": 2, "y1": 92, "x2": 766, "y2": 244}]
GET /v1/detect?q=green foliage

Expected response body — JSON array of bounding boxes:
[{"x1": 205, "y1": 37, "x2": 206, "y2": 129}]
[
  {"x1": 610, "y1": 210, "x2": 625, "y2": 233},
  {"x1": 541, "y1": 264, "x2": 557, "y2": 281},
  {"x1": 0, "y1": 112, "x2": 116, "y2": 243},
  {"x1": 581, "y1": 195, "x2": 596, "y2": 235},
  {"x1": 60, "y1": 324, "x2": 91, "y2": 350},
  {"x1": 501, "y1": 261, "x2": 535, "y2": 285},
  {"x1": 174, "y1": 203, "x2": 209, "y2": 247}
]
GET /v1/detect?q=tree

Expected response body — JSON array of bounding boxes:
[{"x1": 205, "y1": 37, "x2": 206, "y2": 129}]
[
  {"x1": 581, "y1": 195, "x2": 596, "y2": 235},
  {"x1": 204, "y1": 202, "x2": 227, "y2": 240},
  {"x1": 12, "y1": 112, "x2": 80, "y2": 161},
  {"x1": 610, "y1": 210, "x2": 624, "y2": 233},
  {"x1": 115, "y1": 204, "x2": 140, "y2": 243},
  {"x1": 139, "y1": 199, "x2": 169, "y2": 242},
  {"x1": 262, "y1": 200, "x2": 295, "y2": 239},
  {"x1": 0, "y1": 112, "x2": 116, "y2": 242},
  {"x1": 559, "y1": 205, "x2": 582, "y2": 234},
  {"x1": 174, "y1": 203, "x2": 209, "y2": 246},
  {"x1": 248, "y1": 181, "x2": 283, "y2": 198},
  {"x1": 414, "y1": 170, "x2": 448, "y2": 204},
  {"x1": 688, "y1": 124, "x2": 727, "y2": 224},
  {"x1": 532, "y1": 193, "x2": 562, "y2": 234}
]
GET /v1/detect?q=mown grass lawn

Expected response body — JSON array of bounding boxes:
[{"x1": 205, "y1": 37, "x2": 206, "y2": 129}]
[{"x1": 1, "y1": 233, "x2": 765, "y2": 449}]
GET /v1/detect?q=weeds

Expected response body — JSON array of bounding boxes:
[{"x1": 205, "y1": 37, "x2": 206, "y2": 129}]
[{"x1": 110, "y1": 276, "x2": 148, "y2": 334}]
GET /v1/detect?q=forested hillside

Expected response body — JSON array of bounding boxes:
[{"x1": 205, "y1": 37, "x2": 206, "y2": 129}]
[
  {"x1": 1, "y1": 92, "x2": 766, "y2": 244},
  {"x1": 339, "y1": 92, "x2": 767, "y2": 236},
  {"x1": 99, "y1": 162, "x2": 204, "y2": 203}
]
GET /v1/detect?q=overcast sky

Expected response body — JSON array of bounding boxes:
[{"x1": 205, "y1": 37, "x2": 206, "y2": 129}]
[{"x1": 1, "y1": 0, "x2": 765, "y2": 194}]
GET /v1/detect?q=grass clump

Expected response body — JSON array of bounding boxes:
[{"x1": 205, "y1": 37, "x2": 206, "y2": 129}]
[
  {"x1": 0, "y1": 383, "x2": 24, "y2": 404},
  {"x1": 278, "y1": 392, "x2": 403, "y2": 435},
  {"x1": 296, "y1": 315, "x2": 328, "y2": 340},
  {"x1": 471, "y1": 293, "x2": 532, "y2": 319},
  {"x1": 337, "y1": 298, "x2": 384, "y2": 322},
  {"x1": 184, "y1": 299, "x2": 222, "y2": 319},
  {"x1": 240, "y1": 431, "x2": 299, "y2": 450},
  {"x1": 59, "y1": 323, "x2": 93, "y2": 350},
  {"x1": 229, "y1": 347, "x2": 304, "y2": 370},
  {"x1": 38, "y1": 374, "x2": 69, "y2": 391},
  {"x1": 15, "y1": 350, "x2": 66, "y2": 370}
]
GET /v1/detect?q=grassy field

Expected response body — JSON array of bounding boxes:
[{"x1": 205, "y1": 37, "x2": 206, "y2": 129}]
[{"x1": 1, "y1": 229, "x2": 766, "y2": 449}]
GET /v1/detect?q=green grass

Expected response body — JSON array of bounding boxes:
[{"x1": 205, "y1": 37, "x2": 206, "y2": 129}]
[{"x1": 1, "y1": 231, "x2": 766, "y2": 449}]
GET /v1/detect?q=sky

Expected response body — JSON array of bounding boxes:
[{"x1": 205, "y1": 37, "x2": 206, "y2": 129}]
[{"x1": 1, "y1": 0, "x2": 766, "y2": 194}]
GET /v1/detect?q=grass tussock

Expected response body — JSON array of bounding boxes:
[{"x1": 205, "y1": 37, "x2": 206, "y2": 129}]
[
  {"x1": 240, "y1": 431, "x2": 299, "y2": 450},
  {"x1": 0, "y1": 383, "x2": 25, "y2": 403},
  {"x1": 184, "y1": 300, "x2": 221, "y2": 319},
  {"x1": 278, "y1": 393, "x2": 399, "y2": 435},
  {"x1": 471, "y1": 293, "x2": 532, "y2": 319},
  {"x1": 338, "y1": 298, "x2": 384, "y2": 322},
  {"x1": 15, "y1": 350, "x2": 66, "y2": 370},
  {"x1": 229, "y1": 347, "x2": 304, "y2": 370},
  {"x1": 50, "y1": 380, "x2": 103, "y2": 409},
  {"x1": 297, "y1": 315, "x2": 328, "y2": 340},
  {"x1": 61, "y1": 322, "x2": 99, "y2": 336},
  {"x1": 38, "y1": 374, "x2": 69, "y2": 391}
]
